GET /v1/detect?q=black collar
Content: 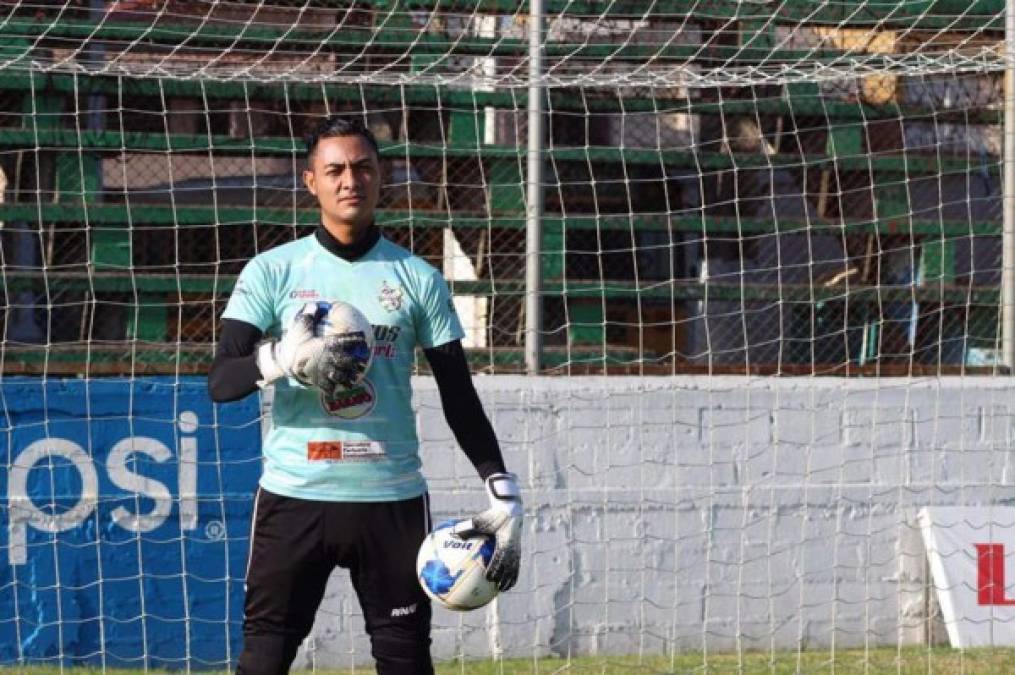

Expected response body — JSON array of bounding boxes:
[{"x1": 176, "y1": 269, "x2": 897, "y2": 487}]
[{"x1": 314, "y1": 223, "x2": 381, "y2": 262}]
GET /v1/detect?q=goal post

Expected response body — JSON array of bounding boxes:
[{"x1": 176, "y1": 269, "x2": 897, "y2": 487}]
[
  {"x1": 1005, "y1": 0, "x2": 1015, "y2": 370},
  {"x1": 0, "y1": 0, "x2": 1013, "y2": 670}
]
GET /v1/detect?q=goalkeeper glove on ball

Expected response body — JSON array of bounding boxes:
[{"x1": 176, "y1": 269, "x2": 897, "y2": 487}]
[
  {"x1": 256, "y1": 302, "x2": 368, "y2": 397},
  {"x1": 453, "y1": 472, "x2": 523, "y2": 591}
]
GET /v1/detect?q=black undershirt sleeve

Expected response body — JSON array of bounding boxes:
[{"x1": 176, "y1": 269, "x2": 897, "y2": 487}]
[
  {"x1": 423, "y1": 339, "x2": 507, "y2": 480},
  {"x1": 208, "y1": 318, "x2": 264, "y2": 402}
]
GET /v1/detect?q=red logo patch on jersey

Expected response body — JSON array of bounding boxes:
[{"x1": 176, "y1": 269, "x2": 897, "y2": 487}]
[
  {"x1": 308, "y1": 441, "x2": 344, "y2": 461},
  {"x1": 307, "y1": 440, "x2": 385, "y2": 462},
  {"x1": 289, "y1": 289, "x2": 319, "y2": 300}
]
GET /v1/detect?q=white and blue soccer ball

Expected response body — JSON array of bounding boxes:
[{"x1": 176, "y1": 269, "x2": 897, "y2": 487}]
[
  {"x1": 416, "y1": 520, "x2": 498, "y2": 611},
  {"x1": 315, "y1": 300, "x2": 374, "y2": 387}
]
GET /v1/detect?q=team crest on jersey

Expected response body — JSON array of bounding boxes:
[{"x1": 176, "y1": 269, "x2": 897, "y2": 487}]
[
  {"x1": 379, "y1": 281, "x2": 404, "y2": 312},
  {"x1": 321, "y1": 379, "x2": 376, "y2": 419}
]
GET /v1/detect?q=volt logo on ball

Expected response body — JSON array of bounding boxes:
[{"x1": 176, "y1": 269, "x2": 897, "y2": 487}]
[{"x1": 6, "y1": 411, "x2": 201, "y2": 565}]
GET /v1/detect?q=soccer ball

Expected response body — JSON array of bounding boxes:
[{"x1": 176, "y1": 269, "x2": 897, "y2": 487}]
[
  {"x1": 416, "y1": 520, "x2": 499, "y2": 611},
  {"x1": 315, "y1": 300, "x2": 374, "y2": 388}
]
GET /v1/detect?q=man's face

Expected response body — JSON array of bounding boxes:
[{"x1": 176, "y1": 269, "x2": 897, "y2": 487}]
[{"x1": 303, "y1": 134, "x2": 381, "y2": 233}]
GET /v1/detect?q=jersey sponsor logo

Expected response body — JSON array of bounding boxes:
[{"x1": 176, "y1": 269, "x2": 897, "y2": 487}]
[
  {"x1": 373, "y1": 324, "x2": 401, "y2": 342},
  {"x1": 379, "y1": 281, "x2": 404, "y2": 312},
  {"x1": 289, "y1": 289, "x2": 319, "y2": 300},
  {"x1": 320, "y1": 379, "x2": 376, "y2": 419},
  {"x1": 371, "y1": 325, "x2": 401, "y2": 359},
  {"x1": 307, "y1": 440, "x2": 385, "y2": 462},
  {"x1": 307, "y1": 441, "x2": 343, "y2": 460}
]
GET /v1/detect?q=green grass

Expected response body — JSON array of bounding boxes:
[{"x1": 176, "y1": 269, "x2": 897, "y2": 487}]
[{"x1": 5, "y1": 648, "x2": 1015, "y2": 674}]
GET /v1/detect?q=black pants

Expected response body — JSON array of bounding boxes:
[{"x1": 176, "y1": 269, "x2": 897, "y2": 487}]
[{"x1": 236, "y1": 489, "x2": 433, "y2": 675}]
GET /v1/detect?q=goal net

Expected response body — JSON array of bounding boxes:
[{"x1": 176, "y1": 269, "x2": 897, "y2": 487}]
[{"x1": 0, "y1": 0, "x2": 1013, "y2": 670}]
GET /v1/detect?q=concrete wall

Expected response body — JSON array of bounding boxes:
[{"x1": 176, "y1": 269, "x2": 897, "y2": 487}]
[{"x1": 293, "y1": 375, "x2": 1015, "y2": 668}]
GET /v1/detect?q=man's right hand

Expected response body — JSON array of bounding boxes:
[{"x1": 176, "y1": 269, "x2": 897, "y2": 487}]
[
  {"x1": 256, "y1": 302, "x2": 368, "y2": 397},
  {"x1": 256, "y1": 302, "x2": 325, "y2": 388}
]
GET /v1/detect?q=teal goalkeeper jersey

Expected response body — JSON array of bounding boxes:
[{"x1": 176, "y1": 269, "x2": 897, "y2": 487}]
[{"x1": 222, "y1": 233, "x2": 465, "y2": 502}]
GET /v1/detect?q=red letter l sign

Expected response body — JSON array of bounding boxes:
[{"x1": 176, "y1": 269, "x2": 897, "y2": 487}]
[{"x1": 976, "y1": 543, "x2": 1015, "y2": 606}]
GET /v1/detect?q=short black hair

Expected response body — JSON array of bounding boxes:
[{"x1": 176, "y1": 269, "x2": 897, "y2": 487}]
[{"x1": 304, "y1": 115, "x2": 380, "y2": 165}]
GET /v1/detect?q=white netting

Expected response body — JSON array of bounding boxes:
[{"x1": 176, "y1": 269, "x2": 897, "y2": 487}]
[
  {"x1": 0, "y1": 2, "x2": 1007, "y2": 87},
  {"x1": 1, "y1": 0, "x2": 1014, "y2": 671}
]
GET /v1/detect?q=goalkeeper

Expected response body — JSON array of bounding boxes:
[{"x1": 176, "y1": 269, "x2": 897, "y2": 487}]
[{"x1": 208, "y1": 116, "x2": 522, "y2": 675}]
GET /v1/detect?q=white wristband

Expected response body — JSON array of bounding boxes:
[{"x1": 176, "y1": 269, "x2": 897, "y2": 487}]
[
  {"x1": 485, "y1": 472, "x2": 523, "y2": 517},
  {"x1": 486, "y1": 473, "x2": 520, "y2": 500},
  {"x1": 255, "y1": 341, "x2": 285, "y2": 387}
]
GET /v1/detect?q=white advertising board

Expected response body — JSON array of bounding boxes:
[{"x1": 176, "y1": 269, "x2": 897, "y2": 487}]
[{"x1": 919, "y1": 507, "x2": 1015, "y2": 648}]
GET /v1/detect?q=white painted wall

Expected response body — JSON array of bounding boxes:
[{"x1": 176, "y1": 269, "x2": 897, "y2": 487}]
[{"x1": 293, "y1": 376, "x2": 1015, "y2": 668}]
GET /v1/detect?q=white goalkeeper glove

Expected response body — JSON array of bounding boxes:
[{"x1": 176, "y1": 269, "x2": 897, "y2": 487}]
[
  {"x1": 453, "y1": 472, "x2": 523, "y2": 591},
  {"x1": 256, "y1": 302, "x2": 367, "y2": 397}
]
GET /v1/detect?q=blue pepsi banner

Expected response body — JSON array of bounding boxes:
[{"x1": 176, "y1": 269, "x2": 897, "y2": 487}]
[{"x1": 0, "y1": 377, "x2": 262, "y2": 668}]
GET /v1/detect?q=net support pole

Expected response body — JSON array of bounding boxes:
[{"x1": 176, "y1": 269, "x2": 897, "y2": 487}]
[
  {"x1": 525, "y1": 0, "x2": 545, "y2": 374},
  {"x1": 1006, "y1": 0, "x2": 1015, "y2": 371}
]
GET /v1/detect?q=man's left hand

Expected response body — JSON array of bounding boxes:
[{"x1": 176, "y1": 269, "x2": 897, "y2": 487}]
[{"x1": 453, "y1": 473, "x2": 523, "y2": 591}]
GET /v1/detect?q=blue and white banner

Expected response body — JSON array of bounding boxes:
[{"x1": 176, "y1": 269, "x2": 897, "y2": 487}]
[{"x1": 0, "y1": 377, "x2": 262, "y2": 668}]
